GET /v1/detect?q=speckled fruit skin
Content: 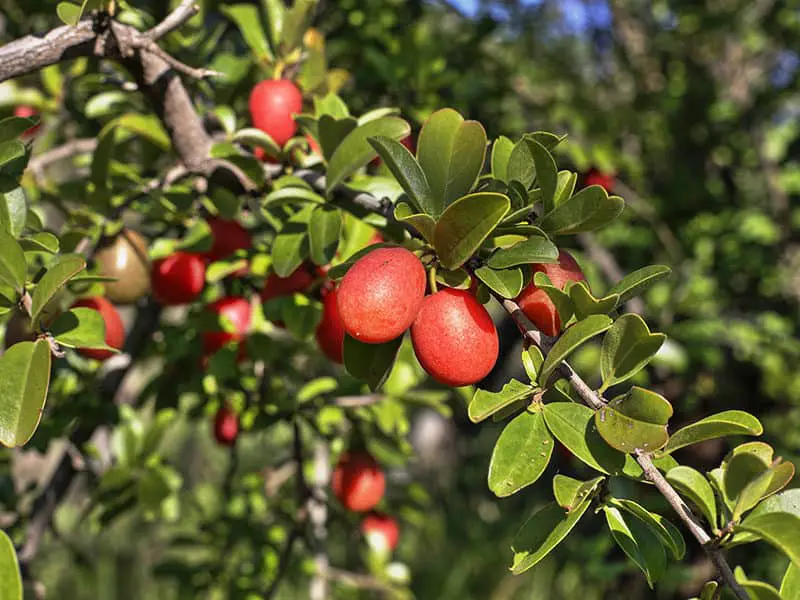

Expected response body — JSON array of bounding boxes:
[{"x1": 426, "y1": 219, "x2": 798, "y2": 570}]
[
  {"x1": 315, "y1": 284, "x2": 345, "y2": 363},
  {"x1": 361, "y1": 512, "x2": 400, "y2": 551},
  {"x1": 201, "y1": 296, "x2": 251, "y2": 356},
  {"x1": 152, "y1": 252, "x2": 206, "y2": 306},
  {"x1": 203, "y1": 217, "x2": 252, "y2": 263},
  {"x1": 514, "y1": 250, "x2": 585, "y2": 337},
  {"x1": 213, "y1": 406, "x2": 239, "y2": 446},
  {"x1": 249, "y1": 79, "x2": 303, "y2": 147},
  {"x1": 260, "y1": 265, "x2": 315, "y2": 302},
  {"x1": 337, "y1": 247, "x2": 426, "y2": 344},
  {"x1": 71, "y1": 296, "x2": 125, "y2": 361},
  {"x1": 410, "y1": 288, "x2": 499, "y2": 387},
  {"x1": 331, "y1": 451, "x2": 385, "y2": 512},
  {"x1": 95, "y1": 229, "x2": 151, "y2": 304},
  {"x1": 584, "y1": 168, "x2": 615, "y2": 193}
]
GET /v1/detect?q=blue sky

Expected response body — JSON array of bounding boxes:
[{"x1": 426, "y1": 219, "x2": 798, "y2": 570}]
[{"x1": 448, "y1": 0, "x2": 611, "y2": 31}]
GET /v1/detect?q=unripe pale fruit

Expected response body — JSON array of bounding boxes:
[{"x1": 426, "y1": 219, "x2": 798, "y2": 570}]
[
  {"x1": 151, "y1": 251, "x2": 206, "y2": 306},
  {"x1": 202, "y1": 296, "x2": 251, "y2": 356},
  {"x1": 337, "y1": 247, "x2": 426, "y2": 344},
  {"x1": 361, "y1": 512, "x2": 400, "y2": 551},
  {"x1": 249, "y1": 79, "x2": 303, "y2": 147},
  {"x1": 332, "y1": 451, "x2": 386, "y2": 512},
  {"x1": 203, "y1": 217, "x2": 252, "y2": 263},
  {"x1": 95, "y1": 229, "x2": 151, "y2": 304},
  {"x1": 260, "y1": 265, "x2": 315, "y2": 303},
  {"x1": 71, "y1": 296, "x2": 125, "y2": 361},
  {"x1": 213, "y1": 405, "x2": 239, "y2": 446},
  {"x1": 315, "y1": 284, "x2": 345, "y2": 363},
  {"x1": 14, "y1": 105, "x2": 40, "y2": 136},
  {"x1": 585, "y1": 168, "x2": 615, "y2": 193},
  {"x1": 514, "y1": 250, "x2": 585, "y2": 337},
  {"x1": 410, "y1": 288, "x2": 499, "y2": 387}
]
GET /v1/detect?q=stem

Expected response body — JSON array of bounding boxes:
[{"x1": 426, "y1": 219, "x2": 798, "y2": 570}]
[{"x1": 428, "y1": 265, "x2": 439, "y2": 294}]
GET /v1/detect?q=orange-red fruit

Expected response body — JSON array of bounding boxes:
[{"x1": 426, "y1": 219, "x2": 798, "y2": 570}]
[
  {"x1": 514, "y1": 250, "x2": 585, "y2": 337},
  {"x1": 201, "y1": 296, "x2": 251, "y2": 356},
  {"x1": 410, "y1": 288, "x2": 499, "y2": 387},
  {"x1": 315, "y1": 284, "x2": 345, "y2": 363},
  {"x1": 203, "y1": 217, "x2": 252, "y2": 263},
  {"x1": 151, "y1": 251, "x2": 206, "y2": 306},
  {"x1": 331, "y1": 451, "x2": 386, "y2": 512},
  {"x1": 361, "y1": 513, "x2": 400, "y2": 551},
  {"x1": 249, "y1": 79, "x2": 303, "y2": 147},
  {"x1": 71, "y1": 296, "x2": 125, "y2": 361},
  {"x1": 260, "y1": 265, "x2": 315, "y2": 303},
  {"x1": 213, "y1": 406, "x2": 239, "y2": 446},
  {"x1": 337, "y1": 247, "x2": 426, "y2": 344},
  {"x1": 584, "y1": 168, "x2": 615, "y2": 193},
  {"x1": 14, "y1": 105, "x2": 40, "y2": 136}
]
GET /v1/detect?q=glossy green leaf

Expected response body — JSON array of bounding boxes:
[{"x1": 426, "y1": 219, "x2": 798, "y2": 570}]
[
  {"x1": 394, "y1": 202, "x2": 436, "y2": 243},
  {"x1": 538, "y1": 186, "x2": 625, "y2": 235},
  {"x1": 749, "y1": 489, "x2": 800, "y2": 519},
  {"x1": 233, "y1": 128, "x2": 281, "y2": 157},
  {"x1": 487, "y1": 235, "x2": 559, "y2": 269},
  {"x1": 699, "y1": 582, "x2": 718, "y2": 600},
  {"x1": 554, "y1": 170, "x2": 577, "y2": 207},
  {"x1": 271, "y1": 206, "x2": 313, "y2": 277},
  {"x1": 31, "y1": 254, "x2": 85, "y2": 326},
  {"x1": 434, "y1": 192, "x2": 510, "y2": 270},
  {"x1": 488, "y1": 410, "x2": 553, "y2": 497},
  {"x1": 661, "y1": 410, "x2": 763, "y2": 454},
  {"x1": 611, "y1": 498, "x2": 685, "y2": 559},
  {"x1": 109, "y1": 114, "x2": 171, "y2": 151},
  {"x1": 736, "y1": 512, "x2": 800, "y2": 566},
  {"x1": 369, "y1": 136, "x2": 434, "y2": 215},
  {"x1": 491, "y1": 136, "x2": 514, "y2": 182},
  {"x1": 539, "y1": 314, "x2": 612, "y2": 383},
  {"x1": 436, "y1": 267, "x2": 471, "y2": 290},
  {"x1": 20, "y1": 232, "x2": 59, "y2": 254},
  {"x1": 552, "y1": 474, "x2": 604, "y2": 512},
  {"x1": 0, "y1": 228, "x2": 26, "y2": 293},
  {"x1": 417, "y1": 108, "x2": 487, "y2": 215},
  {"x1": 530, "y1": 140, "x2": 558, "y2": 213},
  {"x1": 0, "y1": 140, "x2": 26, "y2": 168},
  {"x1": 781, "y1": 562, "x2": 800, "y2": 600},
  {"x1": 262, "y1": 186, "x2": 326, "y2": 210},
  {"x1": 318, "y1": 115, "x2": 357, "y2": 161},
  {"x1": 56, "y1": 1, "x2": 83, "y2": 25},
  {"x1": 739, "y1": 579, "x2": 783, "y2": 600},
  {"x1": 220, "y1": 4, "x2": 273, "y2": 60},
  {"x1": 0, "y1": 187, "x2": 27, "y2": 238},
  {"x1": 522, "y1": 345, "x2": 544, "y2": 383},
  {"x1": 281, "y1": 0, "x2": 316, "y2": 50},
  {"x1": 510, "y1": 498, "x2": 592, "y2": 575},
  {"x1": 474, "y1": 265, "x2": 525, "y2": 298},
  {"x1": 665, "y1": 466, "x2": 718, "y2": 529},
  {"x1": 281, "y1": 294, "x2": 322, "y2": 340},
  {"x1": 308, "y1": 205, "x2": 342, "y2": 266},
  {"x1": 0, "y1": 339, "x2": 52, "y2": 447},
  {"x1": 49, "y1": 308, "x2": 115, "y2": 350},
  {"x1": 604, "y1": 505, "x2": 666, "y2": 588},
  {"x1": 0, "y1": 529, "x2": 21, "y2": 600},
  {"x1": 326, "y1": 117, "x2": 410, "y2": 192},
  {"x1": 734, "y1": 461, "x2": 795, "y2": 521},
  {"x1": 506, "y1": 138, "x2": 536, "y2": 188},
  {"x1": 343, "y1": 334, "x2": 403, "y2": 392},
  {"x1": 596, "y1": 387, "x2": 672, "y2": 453},
  {"x1": 0, "y1": 117, "x2": 37, "y2": 142},
  {"x1": 569, "y1": 281, "x2": 620, "y2": 320},
  {"x1": 600, "y1": 314, "x2": 666, "y2": 389},
  {"x1": 297, "y1": 377, "x2": 338, "y2": 403},
  {"x1": 609, "y1": 265, "x2": 672, "y2": 305},
  {"x1": 358, "y1": 107, "x2": 400, "y2": 125}
]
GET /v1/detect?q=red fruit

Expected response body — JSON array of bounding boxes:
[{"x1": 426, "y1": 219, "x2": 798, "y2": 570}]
[
  {"x1": 71, "y1": 296, "x2": 125, "y2": 361},
  {"x1": 514, "y1": 250, "x2": 586, "y2": 337},
  {"x1": 361, "y1": 513, "x2": 400, "y2": 551},
  {"x1": 331, "y1": 451, "x2": 385, "y2": 512},
  {"x1": 410, "y1": 288, "x2": 499, "y2": 387},
  {"x1": 260, "y1": 265, "x2": 315, "y2": 303},
  {"x1": 14, "y1": 105, "x2": 40, "y2": 137},
  {"x1": 315, "y1": 285, "x2": 345, "y2": 363},
  {"x1": 584, "y1": 168, "x2": 615, "y2": 193},
  {"x1": 372, "y1": 135, "x2": 413, "y2": 168},
  {"x1": 201, "y1": 296, "x2": 252, "y2": 356},
  {"x1": 249, "y1": 79, "x2": 303, "y2": 147},
  {"x1": 337, "y1": 247, "x2": 426, "y2": 344},
  {"x1": 254, "y1": 146, "x2": 279, "y2": 164},
  {"x1": 213, "y1": 405, "x2": 239, "y2": 446},
  {"x1": 151, "y1": 251, "x2": 206, "y2": 306},
  {"x1": 203, "y1": 217, "x2": 252, "y2": 263}
]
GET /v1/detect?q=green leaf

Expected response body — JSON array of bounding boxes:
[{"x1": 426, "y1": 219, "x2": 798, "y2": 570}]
[
  {"x1": 369, "y1": 136, "x2": 434, "y2": 215},
  {"x1": 738, "y1": 579, "x2": 783, "y2": 600},
  {"x1": 736, "y1": 512, "x2": 800, "y2": 566},
  {"x1": 434, "y1": 192, "x2": 510, "y2": 270},
  {"x1": 781, "y1": 562, "x2": 800, "y2": 600},
  {"x1": 220, "y1": 4, "x2": 273, "y2": 61},
  {"x1": 436, "y1": 267, "x2": 471, "y2": 290},
  {"x1": 0, "y1": 117, "x2": 38, "y2": 142},
  {"x1": 19, "y1": 232, "x2": 60, "y2": 254},
  {"x1": 281, "y1": 294, "x2": 322, "y2": 340},
  {"x1": 394, "y1": 202, "x2": 436, "y2": 244},
  {"x1": 0, "y1": 529, "x2": 21, "y2": 600},
  {"x1": 749, "y1": 489, "x2": 800, "y2": 519},
  {"x1": 281, "y1": 0, "x2": 316, "y2": 50},
  {"x1": 262, "y1": 186, "x2": 326, "y2": 210},
  {"x1": 91, "y1": 127, "x2": 116, "y2": 202},
  {"x1": 611, "y1": 498, "x2": 685, "y2": 559},
  {"x1": 487, "y1": 235, "x2": 559, "y2": 269},
  {"x1": 699, "y1": 581, "x2": 718, "y2": 600},
  {"x1": 604, "y1": 505, "x2": 666, "y2": 588},
  {"x1": 474, "y1": 265, "x2": 526, "y2": 298},
  {"x1": 297, "y1": 377, "x2": 338, "y2": 403},
  {"x1": 506, "y1": 137, "x2": 536, "y2": 188},
  {"x1": 271, "y1": 206, "x2": 313, "y2": 277},
  {"x1": 417, "y1": 108, "x2": 487, "y2": 216},
  {"x1": 308, "y1": 206, "x2": 341, "y2": 266},
  {"x1": 56, "y1": 1, "x2": 83, "y2": 25},
  {"x1": 0, "y1": 339, "x2": 52, "y2": 447},
  {"x1": 491, "y1": 136, "x2": 514, "y2": 182},
  {"x1": 522, "y1": 345, "x2": 544, "y2": 383},
  {"x1": 343, "y1": 334, "x2": 402, "y2": 391},
  {"x1": 733, "y1": 462, "x2": 795, "y2": 521},
  {"x1": 539, "y1": 314, "x2": 612, "y2": 383},
  {"x1": 488, "y1": 410, "x2": 553, "y2": 497},
  {"x1": 661, "y1": 411, "x2": 763, "y2": 454},
  {"x1": 233, "y1": 128, "x2": 281, "y2": 157},
  {"x1": 49, "y1": 308, "x2": 115, "y2": 350},
  {"x1": 595, "y1": 387, "x2": 673, "y2": 453},
  {"x1": 0, "y1": 228, "x2": 26, "y2": 293},
  {"x1": 533, "y1": 272, "x2": 575, "y2": 327},
  {"x1": 600, "y1": 314, "x2": 666, "y2": 390},
  {"x1": 554, "y1": 170, "x2": 577, "y2": 207},
  {"x1": 569, "y1": 281, "x2": 620, "y2": 320},
  {"x1": 318, "y1": 115, "x2": 357, "y2": 161},
  {"x1": 31, "y1": 254, "x2": 85, "y2": 326},
  {"x1": 0, "y1": 140, "x2": 26, "y2": 168},
  {"x1": 608, "y1": 265, "x2": 672, "y2": 305},
  {"x1": 0, "y1": 187, "x2": 27, "y2": 237},
  {"x1": 552, "y1": 474, "x2": 604, "y2": 512},
  {"x1": 510, "y1": 498, "x2": 593, "y2": 575},
  {"x1": 665, "y1": 466, "x2": 718, "y2": 529},
  {"x1": 326, "y1": 117, "x2": 410, "y2": 192},
  {"x1": 539, "y1": 186, "x2": 625, "y2": 236},
  {"x1": 262, "y1": 0, "x2": 285, "y2": 50},
  {"x1": 108, "y1": 114, "x2": 171, "y2": 151},
  {"x1": 530, "y1": 140, "x2": 558, "y2": 213}
]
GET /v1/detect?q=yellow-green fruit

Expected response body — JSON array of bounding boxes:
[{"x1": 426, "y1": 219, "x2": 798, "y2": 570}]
[{"x1": 95, "y1": 229, "x2": 151, "y2": 304}]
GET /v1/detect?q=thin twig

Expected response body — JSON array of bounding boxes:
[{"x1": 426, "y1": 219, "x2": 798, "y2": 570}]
[
  {"x1": 323, "y1": 567, "x2": 401, "y2": 595},
  {"x1": 144, "y1": 0, "x2": 199, "y2": 41}
]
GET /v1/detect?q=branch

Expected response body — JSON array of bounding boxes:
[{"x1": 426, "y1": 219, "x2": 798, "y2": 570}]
[
  {"x1": 323, "y1": 567, "x2": 401, "y2": 595},
  {"x1": 27, "y1": 138, "x2": 97, "y2": 181},
  {"x1": 308, "y1": 440, "x2": 330, "y2": 600},
  {"x1": 144, "y1": 0, "x2": 199, "y2": 41}
]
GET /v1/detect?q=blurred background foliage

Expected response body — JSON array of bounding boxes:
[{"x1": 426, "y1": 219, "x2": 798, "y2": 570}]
[{"x1": 1, "y1": 0, "x2": 799, "y2": 598}]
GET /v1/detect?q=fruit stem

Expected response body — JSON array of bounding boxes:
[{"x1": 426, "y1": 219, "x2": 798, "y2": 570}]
[{"x1": 428, "y1": 266, "x2": 438, "y2": 294}]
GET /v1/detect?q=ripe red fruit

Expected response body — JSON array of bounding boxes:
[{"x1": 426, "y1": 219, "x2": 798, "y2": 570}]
[
  {"x1": 14, "y1": 105, "x2": 40, "y2": 136},
  {"x1": 71, "y1": 296, "x2": 125, "y2": 361},
  {"x1": 201, "y1": 296, "x2": 252, "y2": 356},
  {"x1": 254, "y1": 146, "x2": 279, "y2": 164},
  {"x1": 331, "y1": 451, "x2": 386, "y2": 512},
  {"x1": 515, "y1": 250, "x2": 586, "y2": 337},
  {"x1": 361, "y1": 513, "x2": 400, "y2": 551},
  {"x1": 213, "y1": 405, "x2": 239, "y2": 446},
  {"x1": 260, "y1": 265, "x2": 315, "y2": 303},
  {"x1": 410, "y1": 288, "x2": 499, "y2": 387},
  {"x1": 151, "y1": 251, "x2": 206, "y2": 306},
  {"x1": 337, "y1": 247, "x2": 426, "y2": 344},
  {"x1": 203, "y1": 217, "x2": 252, "y2": 263},
  {"x1": 584, "y1": 168, "x2": 615, "y2": 193},
  {"x1": 249, "y1": 79, "x2": 303, "y2": 147},
  {"x1": 315, "y1": 285, "x2": 345, "y2": 363}
]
